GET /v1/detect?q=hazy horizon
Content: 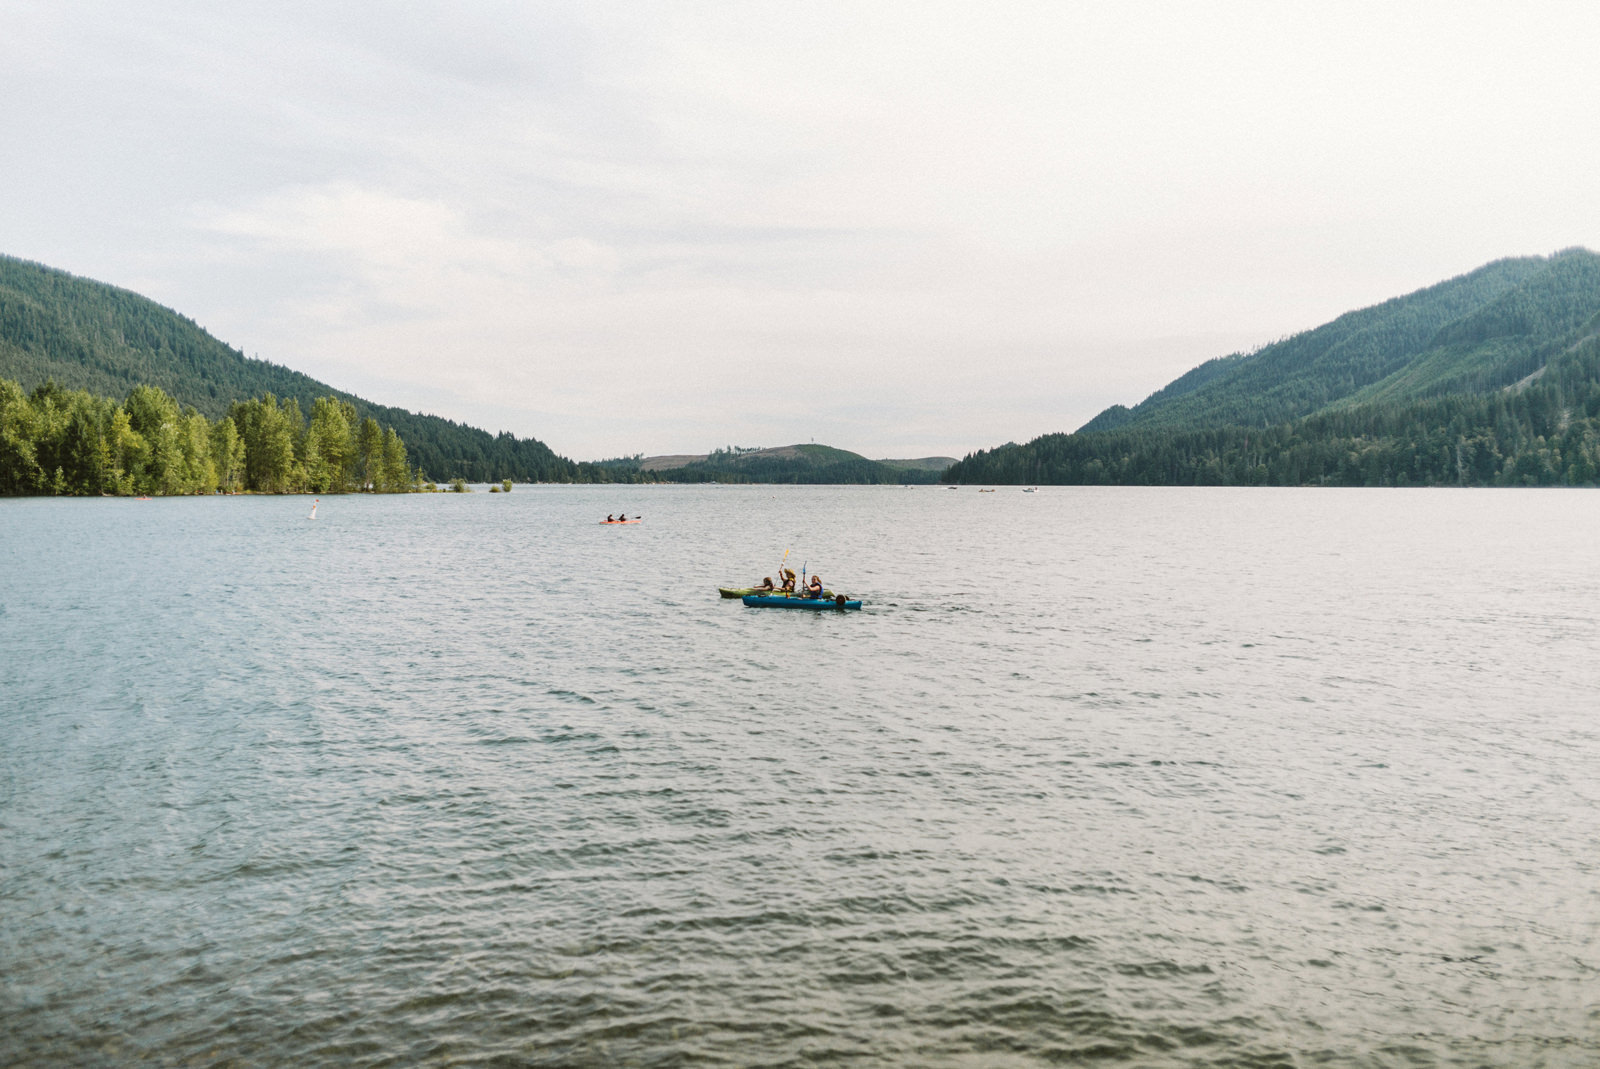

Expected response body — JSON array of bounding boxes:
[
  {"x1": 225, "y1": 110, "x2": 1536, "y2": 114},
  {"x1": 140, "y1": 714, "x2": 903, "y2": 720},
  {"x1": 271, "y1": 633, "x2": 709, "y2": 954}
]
[{"x1": 6, "y1": 2, "x2": 1600, "y2": 460}]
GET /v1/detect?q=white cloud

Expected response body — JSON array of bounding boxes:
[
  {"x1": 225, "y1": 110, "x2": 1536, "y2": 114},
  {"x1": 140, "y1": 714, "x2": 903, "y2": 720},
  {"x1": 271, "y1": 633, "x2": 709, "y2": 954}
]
[{"x1": 5, "y1": 0, "x2": 1600, "y2": 457}]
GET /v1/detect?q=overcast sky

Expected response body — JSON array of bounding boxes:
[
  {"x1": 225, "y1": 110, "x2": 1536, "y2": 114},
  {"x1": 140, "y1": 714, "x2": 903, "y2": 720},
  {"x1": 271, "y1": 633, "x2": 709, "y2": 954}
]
[{"x1": 5, "y1": 1, "x2": 1600, "y2": 460}]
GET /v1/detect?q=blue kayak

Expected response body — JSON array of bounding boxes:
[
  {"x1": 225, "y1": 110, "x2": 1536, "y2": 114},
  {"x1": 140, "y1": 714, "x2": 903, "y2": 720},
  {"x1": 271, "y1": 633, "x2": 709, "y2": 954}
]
[{"x1": 743, "y1": 593, "x2": 862, "y2": 610}]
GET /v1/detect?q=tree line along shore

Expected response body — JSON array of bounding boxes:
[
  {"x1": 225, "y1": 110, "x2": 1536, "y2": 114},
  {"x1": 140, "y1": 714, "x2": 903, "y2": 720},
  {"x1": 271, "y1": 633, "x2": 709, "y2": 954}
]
[
  {"x1": 11, "y1": 249, "x2": 1600, "y2": 493},
  {"x1": 0, "y1": 378, "x2": 956, "y2": 495},
  {"x1": 1, "y1": 378, "x2": 418, "y2": 496}
]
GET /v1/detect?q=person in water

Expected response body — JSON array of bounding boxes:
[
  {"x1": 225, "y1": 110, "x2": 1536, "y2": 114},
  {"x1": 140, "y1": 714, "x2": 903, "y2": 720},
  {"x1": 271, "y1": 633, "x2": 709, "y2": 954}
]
[{"x1": 807, "y1": 574, "x2": 823, "y2": 598}]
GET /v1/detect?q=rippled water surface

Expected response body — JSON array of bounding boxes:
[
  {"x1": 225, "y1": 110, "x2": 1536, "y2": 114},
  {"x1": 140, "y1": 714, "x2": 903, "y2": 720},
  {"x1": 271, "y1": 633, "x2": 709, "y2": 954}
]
[{"x1": 3, "y1": 485, "x2": 1598, "y2": 1067}]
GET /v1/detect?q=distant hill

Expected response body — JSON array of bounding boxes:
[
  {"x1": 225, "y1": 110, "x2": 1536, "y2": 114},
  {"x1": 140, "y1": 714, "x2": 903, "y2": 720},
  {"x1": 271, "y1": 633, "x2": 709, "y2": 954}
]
[
  {"x1": 950, "y1": 248, "x2": 1600, "y2": 486},
  {"x1": 0, "y1": 254, "x2": 631, "y2": 482},
  {"x1": 877, "y1": 456, "x2": 956, "y2": 472},
  {"x1": 632, "y1": 444, "x2": 946, "y2": 483},
  {"x1": 638, "y1": 454, "x2": 707, "y2": 472}
]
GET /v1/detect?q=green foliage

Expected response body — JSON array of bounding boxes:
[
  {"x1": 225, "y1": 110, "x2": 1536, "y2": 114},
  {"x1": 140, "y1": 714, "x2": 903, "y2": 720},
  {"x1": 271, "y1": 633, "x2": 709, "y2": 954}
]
[
  {"x1": 378, "y1": 428, "x2": 407, "y2": 492},
  {"x1": 304, "y1": 396, "x2": 355, "y2": 492},
  {"x1": 211, "y1": 416, "x2": 245, "y2": 492},
  {"x1": 230, "y1": 394, "x2": 296, "y2": 493},
  {"x1": 501, "y1": 479, "x2": 513, "y2": 492},
  {"x1": 948, "y1": 335, "x2": 1600, "y2": 487},
  {"x1": 953, "y1": 248, "x2": 1600, "y2": 489},
  {"x1": 0, "y1": 254, "x2": 639, "y2": 483},
  {"x1": 450, "y1": 477, "x2": 469, "y2": 493},
  {"x1": 0, "y1": 379, "x2": 418, "y2": 496},
  {"x1": 1078, "y1": 252, "x2": 1597, "y2": 435},
  {"x1": 592, "y1": 453, "x2": 645, "y2": 468}
]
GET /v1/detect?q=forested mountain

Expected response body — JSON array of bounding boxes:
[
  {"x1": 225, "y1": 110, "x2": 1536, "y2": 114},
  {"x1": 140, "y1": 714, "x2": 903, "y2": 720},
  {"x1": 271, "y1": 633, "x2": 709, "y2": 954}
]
[
  {"x1": 950, "y1": 249, "x2": 1600, "y2": 486},
  {"x1": 0, "y1": 255, "x2": 633, "y2": 482},
  {"x1": 1077, "y1": 253, "x2": 1582, "y2": 433},
  {"x1": 623, "y1": 444, "x2": 945, "y2": 484}
]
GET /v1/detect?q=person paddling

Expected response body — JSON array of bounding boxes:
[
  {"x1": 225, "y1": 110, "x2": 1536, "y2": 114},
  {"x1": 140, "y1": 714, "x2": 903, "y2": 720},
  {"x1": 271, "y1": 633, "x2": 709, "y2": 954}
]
[
  {"x1": 807, "y1": 574, "x2": 823, "y2": 599},
  {"x1": 757, "y1": 577, "x2": 775, "y2": 591},
  {"x1": 606, "y1": 514, "x2": 615, "y2": 522}
]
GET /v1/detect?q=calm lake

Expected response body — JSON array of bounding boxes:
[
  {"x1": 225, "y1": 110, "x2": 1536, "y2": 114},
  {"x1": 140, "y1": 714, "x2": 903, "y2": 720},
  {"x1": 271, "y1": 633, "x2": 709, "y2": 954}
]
[{"x1": 2, "y1": 485, "x2": 1597, "y2": 1067}]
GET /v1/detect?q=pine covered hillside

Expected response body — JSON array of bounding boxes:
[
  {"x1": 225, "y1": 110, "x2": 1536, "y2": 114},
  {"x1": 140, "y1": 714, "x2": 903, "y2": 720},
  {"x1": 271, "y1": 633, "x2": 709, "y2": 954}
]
[
  {"x1": 950, "y1": 248, "x2": 1600, "y2": 487},
  {"x1": 0, "y1": 255, "x2": 626, "y2": 482},
  {"x1": 1079, "y1": 252, "x2": 1597, "y2": 434}
]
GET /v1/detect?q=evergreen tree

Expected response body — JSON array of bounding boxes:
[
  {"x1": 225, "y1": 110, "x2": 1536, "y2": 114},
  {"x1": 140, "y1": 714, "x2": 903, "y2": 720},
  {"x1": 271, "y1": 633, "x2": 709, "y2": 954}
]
[
  {"x1": 306, "y1": 397, "x2": 354, "y2": 492},
  {"x1": 379, "y1": 427, "x2": 408, "y2": 492},
  {"x1": 123, "y1": 384, "x2": 184, "y2": 493},
  {"x1": 356, "y1": 417, "x2": 383, "y2": 491},
  {"x1": 211, "y1": 416, "x2": 244, "y2": 492}
]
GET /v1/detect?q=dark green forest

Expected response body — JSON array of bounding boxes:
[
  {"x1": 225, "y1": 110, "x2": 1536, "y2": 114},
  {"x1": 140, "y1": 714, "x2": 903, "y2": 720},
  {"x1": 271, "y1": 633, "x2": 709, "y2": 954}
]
[
  {"x1": 0, "y1": 255, "x2": 641, "y2": 483},
  {"x1": 1, "y1": 378, "x2": 417, "y2": 496},
  {"x1": 951, "y1": 249, "x2": 1600, "y2": 486}
]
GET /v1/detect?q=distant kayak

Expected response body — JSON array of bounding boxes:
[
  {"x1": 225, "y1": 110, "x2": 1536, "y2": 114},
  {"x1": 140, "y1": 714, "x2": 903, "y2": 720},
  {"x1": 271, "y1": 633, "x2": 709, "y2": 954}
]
[
  {"x1": 600, "y1": 520, "x2": 642, "y2": 525},
  {"x1": 743, "y1": 594, "x2": 861, "y2": 610}
]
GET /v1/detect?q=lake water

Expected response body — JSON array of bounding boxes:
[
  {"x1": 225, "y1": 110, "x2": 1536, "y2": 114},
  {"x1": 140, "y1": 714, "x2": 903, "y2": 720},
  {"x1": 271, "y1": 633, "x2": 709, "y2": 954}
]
[{"x1": 2, "y1": 485, "x2": 1598, "y2": 1067}]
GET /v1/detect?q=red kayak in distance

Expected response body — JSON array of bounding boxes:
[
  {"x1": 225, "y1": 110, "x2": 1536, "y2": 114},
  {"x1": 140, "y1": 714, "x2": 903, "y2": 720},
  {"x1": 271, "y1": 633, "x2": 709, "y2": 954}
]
[{"x1": 600, "y1": 519, "x2": 642, "y2": 525}]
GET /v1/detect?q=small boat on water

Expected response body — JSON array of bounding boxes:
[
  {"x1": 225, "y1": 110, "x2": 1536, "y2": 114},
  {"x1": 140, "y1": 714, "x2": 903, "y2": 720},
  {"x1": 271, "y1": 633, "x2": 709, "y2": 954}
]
[
  {"x1": 743, "y1": 594, "x2": 861, "y2": 611},
  {"x1": 600, "y1": 519, "x2": 641, "y2": 525},
  {"x1": 719, "y1": 586, "x2": 833, "y2": 598}
]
